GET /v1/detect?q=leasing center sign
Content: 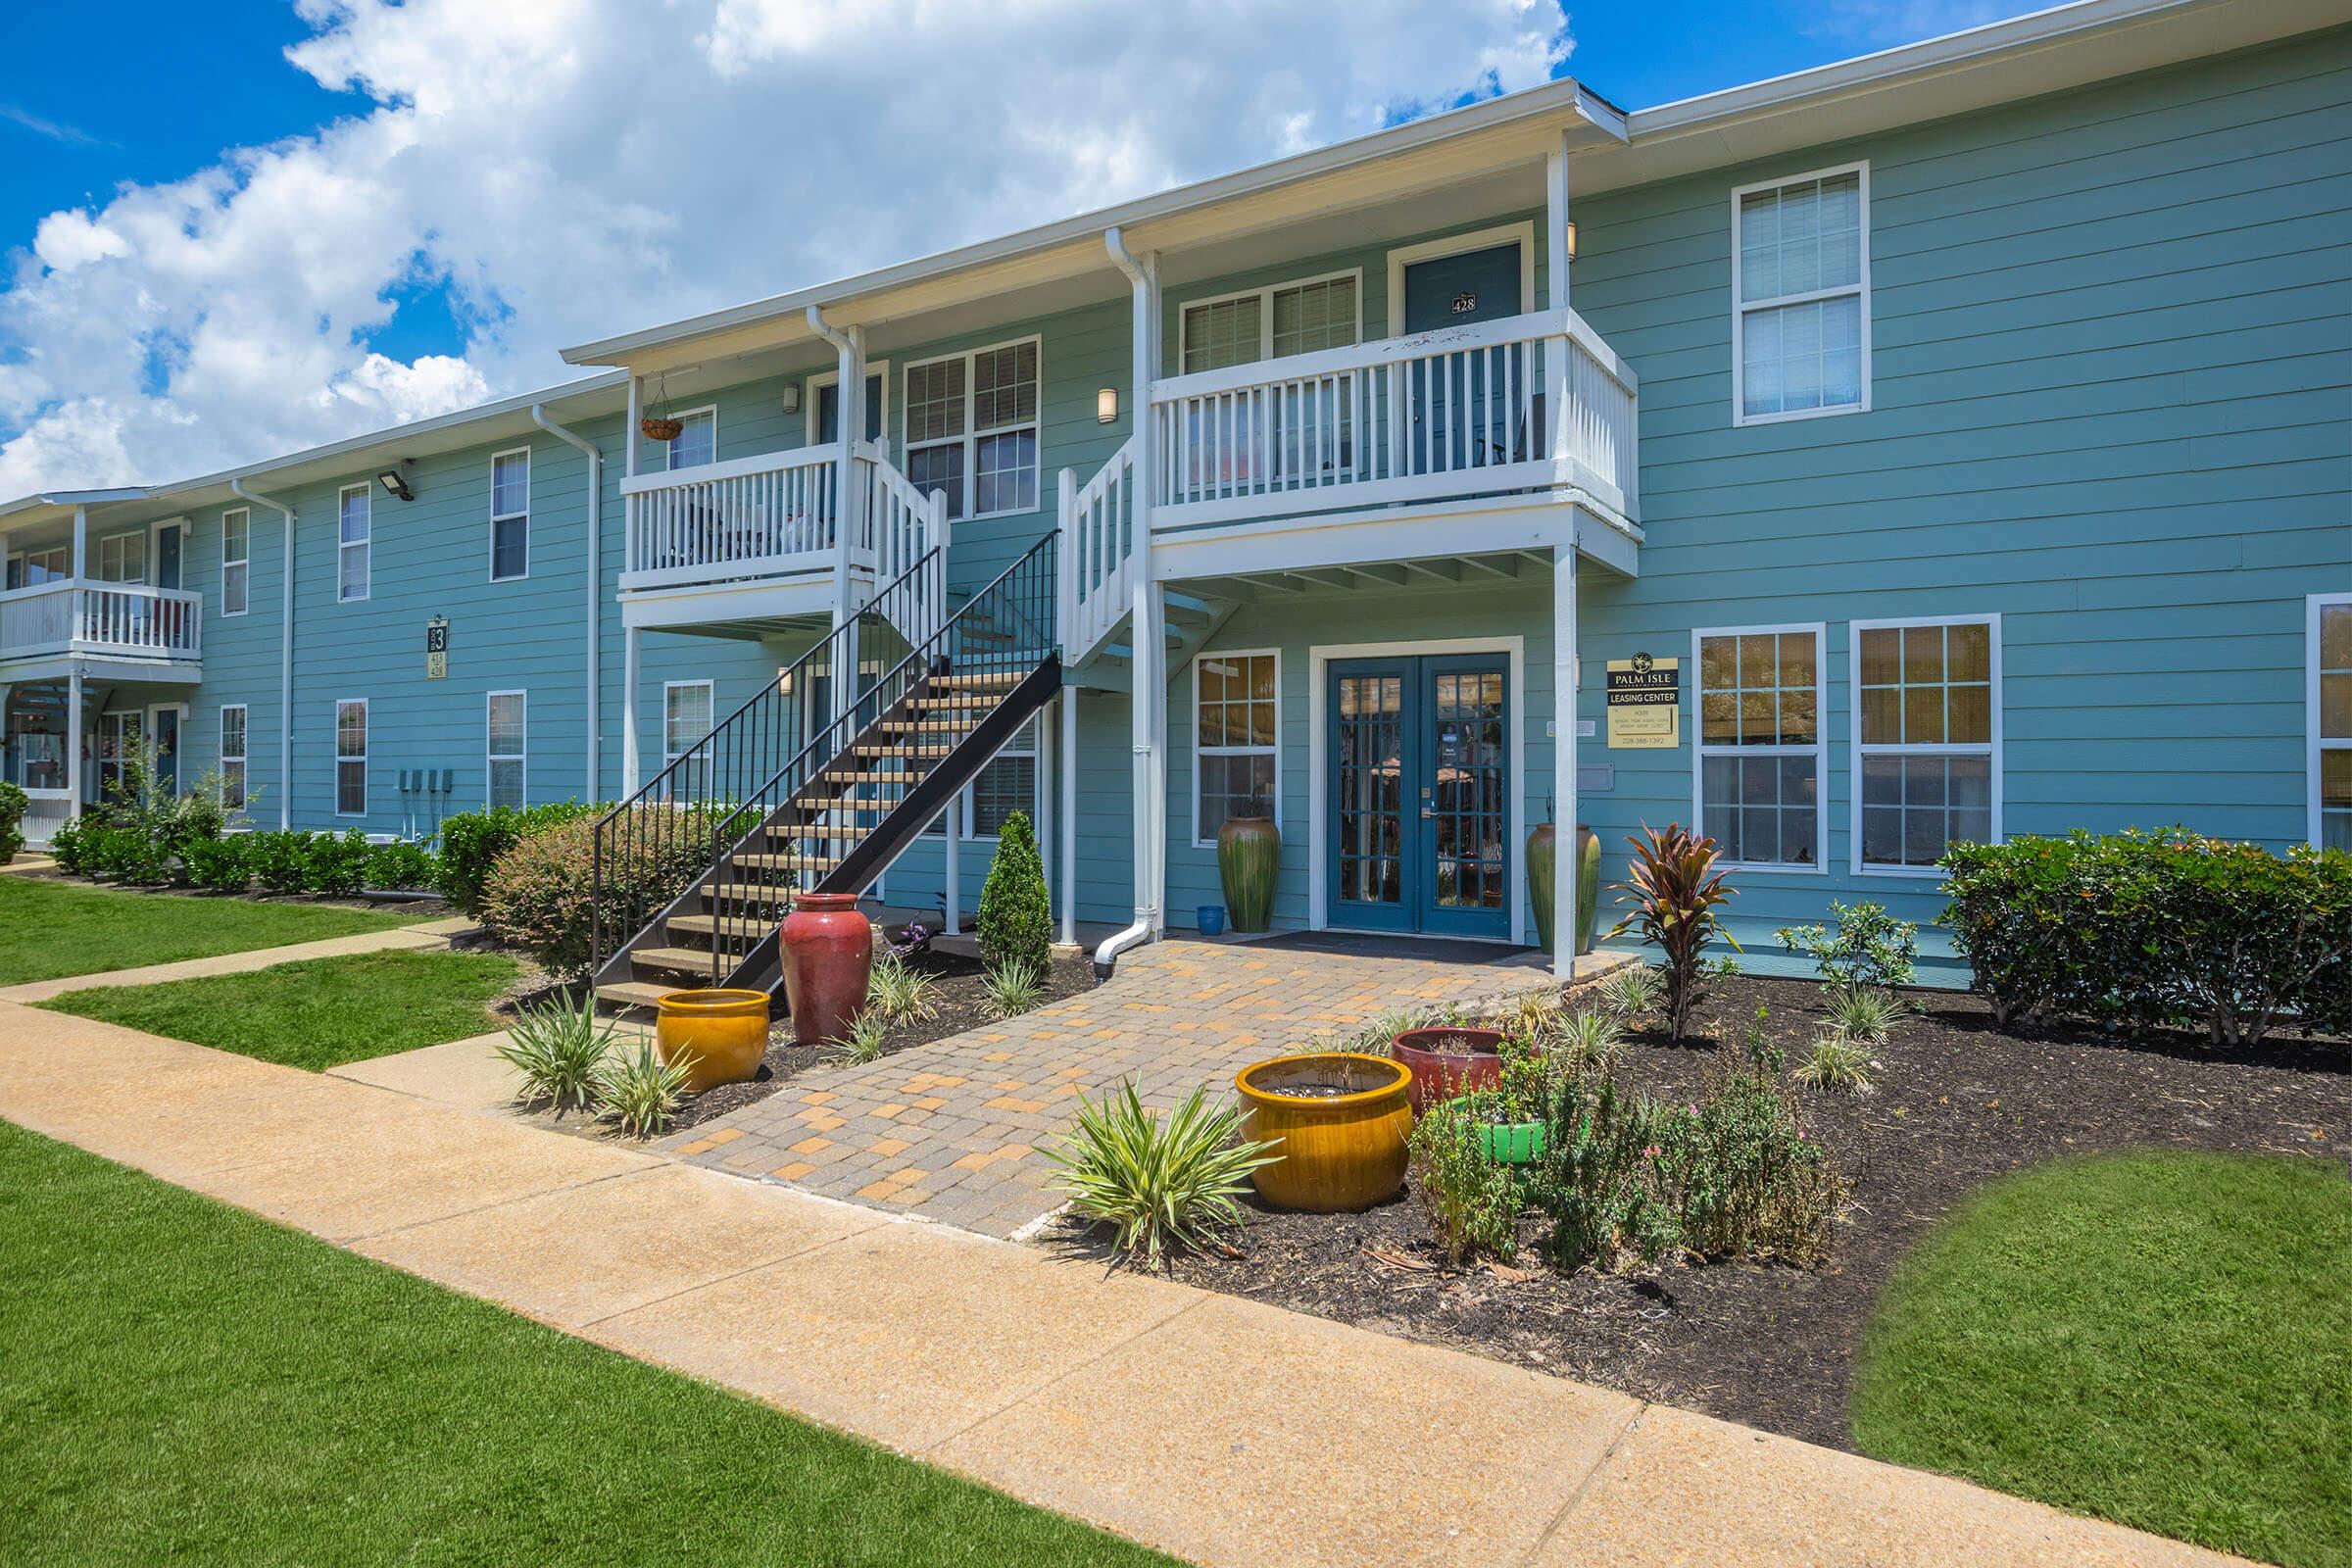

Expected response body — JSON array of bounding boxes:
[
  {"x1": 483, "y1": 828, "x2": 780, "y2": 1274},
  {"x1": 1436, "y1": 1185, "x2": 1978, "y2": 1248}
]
[{"x1": 1605, "y1": 653, "x2": 1680, "y2": 750}]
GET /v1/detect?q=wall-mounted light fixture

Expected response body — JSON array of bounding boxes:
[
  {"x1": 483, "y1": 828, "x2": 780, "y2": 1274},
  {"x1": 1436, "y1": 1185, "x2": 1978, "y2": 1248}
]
[
  {"x1": 1097, "y1": 387, "x2": 1118, "y2": 424},
  {"x1": 1563, "y1": 220, "x2": 1579, "y2": 261},
  {"x1": 781, "y1": 382, "x2": 803, "y2": 416},
  {"x1": 375, "y1": 467, "x2": 415, "y2": 502}
]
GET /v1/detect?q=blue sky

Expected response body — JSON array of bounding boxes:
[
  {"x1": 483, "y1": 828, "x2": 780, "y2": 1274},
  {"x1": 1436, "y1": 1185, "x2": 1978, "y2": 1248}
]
[{"x1": 0, "y1": 0, "x2": 2034, "y2": 492}]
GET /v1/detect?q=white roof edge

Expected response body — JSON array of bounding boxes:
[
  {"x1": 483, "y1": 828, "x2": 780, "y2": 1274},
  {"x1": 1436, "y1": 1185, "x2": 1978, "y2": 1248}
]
[{"x1": 561, "y1": 76, "x2": 1613, "y2": 365}]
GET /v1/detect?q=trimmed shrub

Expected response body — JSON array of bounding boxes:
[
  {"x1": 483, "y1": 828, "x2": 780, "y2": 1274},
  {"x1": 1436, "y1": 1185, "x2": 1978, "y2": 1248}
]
[
  {"x1": 364, "y1": 839, "x2": 438, "y2": 893},
  {"x1": 304, "y1": 828, "x2": 373, "y2": 898},
  {"x1": 248, "y1": 831, "x2": 314, "y2": 897},
  {"x1": 479, "y1": 808, "x2": 714, "y2": 980},
  {"x1": 438, "y1": 802, "x2": 601, "y2": 916},
  {"x1": 47, "y1": 815, "x2": 94, "y2": 874},
  {"x1": 976, "y1": 808, "x2": 1052, "y2": 975},
  {"x1": 1941, "y1": 830, "x2": 2352, "y2": 1046},
  {"x1": 181, "y1": 835, "x2": 254, "y2": 894},
  {"x1": 93, "y1": 825, "x2": 172, "y2": 885},
  {"x1": 0, "y1": 779, "x2": 26, "y2": 863}
]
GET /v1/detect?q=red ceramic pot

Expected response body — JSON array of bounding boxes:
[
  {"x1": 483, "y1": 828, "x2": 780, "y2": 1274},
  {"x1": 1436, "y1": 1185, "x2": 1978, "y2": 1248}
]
[
  {"x1": 1390, "y1": 1025, "x2": 1506, "y2": 1114},
  {"x1": 779, "y1": 893, "x2": 873, "y2": 1047}
]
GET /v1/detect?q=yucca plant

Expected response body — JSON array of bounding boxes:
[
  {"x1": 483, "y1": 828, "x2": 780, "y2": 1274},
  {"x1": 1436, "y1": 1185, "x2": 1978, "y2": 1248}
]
[
  {"x1": 1792, "y1": 1032, "x2": 1878, "y2": 1095},
  {"x1": 833, "y1": 1008, "x2": 889, "y2": 1064},
  {"x1": 1825, "y1": 984, "x2": 1904, "y2": 1046},
  {"x1": 1595, "y1": 963, "x2": 1662, "y2": 1026},
  {"x1": 1042, "y1": 1081, "x2": 1284, "y2": 1269},
  {"x1": 594, "y1": 1042, "x2": 694, "y2": 1139},
  {"x1": 1554, "y1": 1009, "x2": 1625, "y2": 1074},
  {"x1": 867, "y1": 952, "x2": 940, "y2": 1025},
  {"x1": 981, "y1": 957, "x2": 1046, "y2": 1020},
  {"x1": 495, "y1": 991, "x2": 617, "y2": 1114},
  {"x1": 1605, "y1": 825, "x2": 1740, "y2": 1044}
]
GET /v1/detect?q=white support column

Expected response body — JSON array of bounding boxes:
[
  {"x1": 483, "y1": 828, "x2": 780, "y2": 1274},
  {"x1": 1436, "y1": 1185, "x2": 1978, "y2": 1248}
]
[
  {"x1": 943, "y1": 803, "x2": 960, "y2": 936},
  {"x1": 65, "y1": 666, "x2": 83, "y2": 822},
  {"x1": 70, "y1": 505, "x2": 86, "y2": 582},
  {"x1": 621, "y1": 626, "x2": 643, "y2": 795},
  {"x1": 1059, "y1": 685, "x2": 1078, "y2": 946},
  {"x1": 1107, "y1": 228, "x2": 1163, "y2": 938},
  {"x1": 1553, "y1": 544, "x2": 1579, "y2": 980},
  {"x1": 1544, "y1": 133, "x2": 1576, "y2": 484}
]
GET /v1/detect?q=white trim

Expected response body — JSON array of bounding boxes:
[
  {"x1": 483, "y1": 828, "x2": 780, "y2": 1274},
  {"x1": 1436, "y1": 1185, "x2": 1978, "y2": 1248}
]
[
  {"x1": 659, "y1": 405, "x2": 720, "y2": 472},
  {"x1": 486, "y1": 688, "x2": 527, "y2": 810},
  {"x1": 5, "y1": 543, "x2": 70, "y2": 590},
  {"x1": 334, "y1": 697, "x2": 368, "y2": 816},
  {"x1": 1691, "y1": 621, "x2": 1829, "y2": 875},
  {"x1": 336, "y1": 483, "x2": 371, "y2": 603},
  {"x1": 94, "y1": 708, "x2": 141, "y2": 802},
  {"x1": 489, "y1": 445, "x2": 531, "y2": 583},
  {"x1": 1731, "y1": 161, "x2": 1872, "y2": 427},
  {"x1": 1385, "y1": 220, "x2": 1538, "y2": 336},
  {"x1": 1177, "y1": 269, "x2": 1363, "y2": 374},
  {"x1": 145, "y1": 701, "x2": 185, "y2": 794},
  {"x1": 807, "y1": 361, "x2": 892, "y2": 456},
  {"x1": 220, "y1": 507, "x2": 250, "y2": 616},
  {"x1": 1847, "y1": 612, "x2": 2002, "y2": 877},
  {"x1": 1191, "y1": 648, "x2": 1282, "y2": 849},
  {"x1": 662, "y1": 678, "x2": 714, "y2": 771},
  {"x1": 94, "y1": 527, "x2": 147, "y2": 585},
  {"x1": 2311, "y1": 592, "x2": 2352, "y2": 850},
  {"x1": 1306, "y1": 634, "x2": 1526, "y2": 945},
  {"x1": 218, "y1": 703, "x2": 248, "y2": 810},
  {"x1": 903, "y1": 334, "x2": 1045, "y2": 523},
  {"x1": 147, "y1": 517, "x2": 187, "y2": 592}
]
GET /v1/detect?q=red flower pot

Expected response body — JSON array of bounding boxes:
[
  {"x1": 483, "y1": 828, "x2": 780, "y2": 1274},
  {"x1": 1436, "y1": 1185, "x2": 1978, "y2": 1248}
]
[
  {"x1": 1390, "y1": 1025, "x2": 1506, "y2": 1114},
  {"x1": 779, "y1": 894, "x2": 872, "y2": 1047}
]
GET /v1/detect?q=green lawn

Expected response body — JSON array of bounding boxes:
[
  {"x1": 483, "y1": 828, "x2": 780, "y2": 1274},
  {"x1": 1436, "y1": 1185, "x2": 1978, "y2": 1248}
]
[
  {"x1": 41, "y1": 949, "x2": 522, "y2": 1071},
  {"x1": 0, "y1": 1122, "x2": 1168, "y2": 1566},
  {"x1": 1853, "y1": 1150, "x2": 2352, "y2": 1568},
  {"x1": 0, "y1": 874, "x2": 418, "y2": 985}
]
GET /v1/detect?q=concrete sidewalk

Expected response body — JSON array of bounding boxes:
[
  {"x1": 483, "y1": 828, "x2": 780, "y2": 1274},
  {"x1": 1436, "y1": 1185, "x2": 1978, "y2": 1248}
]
[
  {"x1": 0, "y1": 915, "x2": 473, "y2": 1004},
  {"x1": 0, "y1": 1000, "x2": 2238, "y2": 1568}
]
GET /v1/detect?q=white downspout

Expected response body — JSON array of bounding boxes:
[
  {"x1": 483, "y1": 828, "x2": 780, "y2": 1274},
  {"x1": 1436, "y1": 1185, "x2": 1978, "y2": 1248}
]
[
  {"x1": 1096, "y1": 224, "x2": 1161, "y2": 976},
  {"x1": 531, "y1": 406, "x2": 602, "y2": 804},
  {"x1": 620, "y1": 375, "x2": 643, "y2": 795},
  {"x1": 231, "y1": 479, "x2": 295, "y2": 830}
]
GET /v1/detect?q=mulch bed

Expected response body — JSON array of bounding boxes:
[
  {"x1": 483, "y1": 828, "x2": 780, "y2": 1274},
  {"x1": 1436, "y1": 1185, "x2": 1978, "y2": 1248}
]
[
  {"x1": 668, "y1": 943, "x2": 1098, "y2": 1131},
  {"x1": 1152, "y1": 973, "x2": 2352, "y2": 1452}
]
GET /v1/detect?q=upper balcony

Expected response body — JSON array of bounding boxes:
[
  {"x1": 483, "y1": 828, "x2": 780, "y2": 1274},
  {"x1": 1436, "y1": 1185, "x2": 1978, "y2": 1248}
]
[{"x1": 0, "y1": 579, "x2": 203, "y2": 677}]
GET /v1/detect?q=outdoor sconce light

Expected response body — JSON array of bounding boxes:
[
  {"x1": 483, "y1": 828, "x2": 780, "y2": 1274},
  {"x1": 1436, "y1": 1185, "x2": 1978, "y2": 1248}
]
[
  {"x1": 1097, "y1": 387, "x2": 1118, "y2": 424},
  {"x1": 375, "y1": 468, "x2": 415, "y2": 502},
  {"x1": 1563, "y1": 220, "x2": 1578, "y2": 261},
  {"x1": 781, "y1": 382, "x2": 803, "y2": 416}
]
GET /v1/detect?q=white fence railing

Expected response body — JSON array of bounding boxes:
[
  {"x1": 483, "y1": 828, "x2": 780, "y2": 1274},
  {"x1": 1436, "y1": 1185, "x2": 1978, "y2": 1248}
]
[
  {"x1": 0, "y1": 580, "x2": 202, "y2": 662},
  {"x1": 1147, "y1": 307, "x2": 1639, "y2": 529},
  {"x1": 1058, "y1": 438, "x2": 1137, "y2": 664},
  {"x1": 620, "y1": 444, "x2": 843, "y2": 592},
  {"x1": 858, "y1": 443, "x2": 952, "y2": 646}
]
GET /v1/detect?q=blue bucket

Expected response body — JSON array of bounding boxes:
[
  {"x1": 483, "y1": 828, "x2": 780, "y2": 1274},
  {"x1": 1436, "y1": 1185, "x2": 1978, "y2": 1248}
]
[{"x1": 1197, "y1": 906, "x2": 1228, "y2": 937}]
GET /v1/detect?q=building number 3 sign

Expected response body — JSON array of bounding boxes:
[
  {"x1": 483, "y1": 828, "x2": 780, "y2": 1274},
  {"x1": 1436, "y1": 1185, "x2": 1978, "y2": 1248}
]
[{"x1": 425, "y1": 615, "x2": 449, "y2": 680}]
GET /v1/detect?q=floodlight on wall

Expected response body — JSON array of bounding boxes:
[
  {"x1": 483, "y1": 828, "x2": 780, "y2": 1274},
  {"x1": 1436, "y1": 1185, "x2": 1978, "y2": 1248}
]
[
  {"x1": 375, "y1": 468, "x2": 415, "y2": 502},
  {"x1": 1097, "y1": 387, "x2": 1118, "y2": 424},
  {"x1": 781, "y1": 382, "x2": 803, "y2": 416}
]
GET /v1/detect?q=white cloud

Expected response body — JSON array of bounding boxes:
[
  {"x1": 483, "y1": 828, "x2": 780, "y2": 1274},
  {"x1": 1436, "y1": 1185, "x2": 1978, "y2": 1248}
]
[{"x1": 0, "y1": 0, "x2": 1568, "y2": 496}]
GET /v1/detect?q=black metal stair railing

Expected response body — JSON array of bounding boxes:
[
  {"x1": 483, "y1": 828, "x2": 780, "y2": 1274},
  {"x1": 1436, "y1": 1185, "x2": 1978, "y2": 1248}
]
[{"x1": 589, "y1": 548, "x2": 940, "y2": 986}]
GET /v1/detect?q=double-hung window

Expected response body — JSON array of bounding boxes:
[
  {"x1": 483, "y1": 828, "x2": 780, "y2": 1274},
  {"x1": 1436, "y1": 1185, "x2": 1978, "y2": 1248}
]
[
  {"x1": 1179, "y1": 273, "x2": 1359, "y2": 373},
  {"x1": 969, "y1": 719, "x2": 1038, "y2": 839},
  {"x1": 6, "y1": 546, "x2": 68, "y2": 589},
  {"x1": 1694, "y1": 626, "x2": 1822, "y2": 869},
  {"x1": 335, "y1": 700, "x2": 368, "y2": 815},
  {"x1": 905, "y1": 339, "x2": 1040, "y2": 521},
  {"x1": 1733, "y1": 164, "x2": 1869, "y2": 424},
  {"x1": 487, "y1": 690, "x2": 526, "y2": 809},
  {"x1": 1853, "y1": 616, "x2": 1998, "y2": 872},
  {"x1": 1178, "y1": 274, "x2": 1360, "y2": 492},
  {"x1": 663, "y1": 680, "x2": 713, "y2": 798},
  {"x1": 220, "y1": 509, "x2": 250, "y2": 615},
  {"x1": 96, "y1": 711, "x2": 141, "y2": 801},
  {"x1": 96, "y1": 531, "x2": 146, "y2": 583},
  {"x1": 1194, "y1": 651, "x2": 1279, "y2": 844},
  {"x1": 337, "y1": 485, "x2": 370, "y2": 602},
  {"x1": 2315, "y1": 594, "x2": 2352, "y2": 851},
  {"x1": 662, "y1": 408, "x2": 716, "y2": 471},
  {"x1": 219, "y1": 706, "x2": 247, "y2": 809},
  {"x1": 490, "y1": 449, "x2": 529, "y2": 581}
]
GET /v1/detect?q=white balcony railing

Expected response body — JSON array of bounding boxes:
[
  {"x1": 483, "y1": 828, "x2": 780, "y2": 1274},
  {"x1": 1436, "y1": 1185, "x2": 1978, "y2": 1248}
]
[
  {"x1": 1059, "y1": 436, "x2": 1137, "y2": 664},
  {"x1": 1147, "y1": 307, "x2": 1639, "y2": 530},
  {"x1": 0, "y1": 580, "x2": 202, "y2": 663},
  {"x1": 620, "y1": 444, "x2": 844, "y2": 593}
]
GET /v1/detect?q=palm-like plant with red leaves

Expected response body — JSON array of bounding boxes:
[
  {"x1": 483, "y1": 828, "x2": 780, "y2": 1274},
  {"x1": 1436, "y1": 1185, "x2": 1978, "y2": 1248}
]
[{"x1": 1606, "y1": 823, "x2": 1740, "y2": 1043}]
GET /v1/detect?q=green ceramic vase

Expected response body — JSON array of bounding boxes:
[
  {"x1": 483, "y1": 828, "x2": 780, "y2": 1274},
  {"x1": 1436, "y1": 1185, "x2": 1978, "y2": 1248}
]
[
  {"x1": 1217, "y1": 813, "x2": 1280, "y2": 934},
  {"x1": 1529, "y1": 823, "x2": 1604, "y2": 956}
]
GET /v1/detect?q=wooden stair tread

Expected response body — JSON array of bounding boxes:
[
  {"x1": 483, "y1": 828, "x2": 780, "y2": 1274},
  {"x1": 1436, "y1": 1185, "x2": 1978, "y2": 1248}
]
[
  {"x1": 631, "y1": 946, "x2": 720, "y2": 975},
  {"x1": 596, "y1": 980, "x2": 672, "y2": 1010},
  {"x1": 666, "y1": 912, "x2": 772, "y2": 940}
]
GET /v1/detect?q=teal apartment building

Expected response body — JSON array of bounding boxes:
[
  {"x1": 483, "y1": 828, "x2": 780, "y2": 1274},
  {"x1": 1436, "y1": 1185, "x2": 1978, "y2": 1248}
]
[{"x1": 3, "y1": 0, "x2": 2347, "y2": 994}]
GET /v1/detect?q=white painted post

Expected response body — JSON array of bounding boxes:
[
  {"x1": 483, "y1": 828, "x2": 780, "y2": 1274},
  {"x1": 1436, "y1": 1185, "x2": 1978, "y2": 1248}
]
[
  {"x1": 1109, "y1": 230, "x2": 1163, "y2": 938},
  {"x1": 1059, "y1": 685, "x2": 1078, "y2": 946},
  {"x1": 70, "y1": 505, "x2": 86, "y2": 582},
  {"x1": 1553, "y1": 544, "x2": 1579, "y2": 981},
  {"x1": 1545, "y1": 134, "x2": 1576, "y2": 485},
  {"x1": 621, "y1": 626, "x2": 642, "y2": 795},
  {"x1": 64, "y1": 666, "x2": 83, "y2": 823},
  {"x1": 944, "y1": 802, "x2": 960, "y2": 936}
]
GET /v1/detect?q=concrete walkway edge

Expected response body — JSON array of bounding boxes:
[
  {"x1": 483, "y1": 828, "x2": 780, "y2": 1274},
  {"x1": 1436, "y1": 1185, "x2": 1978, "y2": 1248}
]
[{"x1": 0, "y1": 916, "x2": 472, "y2": 1004}]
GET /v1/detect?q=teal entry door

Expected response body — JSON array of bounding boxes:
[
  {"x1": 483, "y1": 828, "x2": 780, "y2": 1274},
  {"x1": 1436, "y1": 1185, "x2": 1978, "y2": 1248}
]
[
  {"x1": 1399, "y1": 240, "x2": 1526, "y2": 473},
  {"x1": 1330, "y1": 655, "x2": 1511, "y2": 940}
]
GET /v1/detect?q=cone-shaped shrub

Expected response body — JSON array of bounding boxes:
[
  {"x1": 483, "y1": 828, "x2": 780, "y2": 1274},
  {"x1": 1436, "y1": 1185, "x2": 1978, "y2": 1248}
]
[{"x1": 977, "y1": 808, "x2": 1053, "y2": 976}]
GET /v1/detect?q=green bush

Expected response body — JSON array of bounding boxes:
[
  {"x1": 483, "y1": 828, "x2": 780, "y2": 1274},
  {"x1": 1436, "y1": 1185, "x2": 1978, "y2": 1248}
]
[
  {"x1": 92, "y1": 825, "x2": 172, "y2": 886},
  {"x1": 364, "y1": 839, "x2": 438, "y2": 893},
  {"x1": 1526, "y1": 1071, "x2": 1677, "y2": 1272},
  {"x1": 976, "y1": 808, "x2": 1052, "y2": 975},
  {"x1": 0, "y1": 780, "x2": 27, "y2": 864},
  {"x1": 1408, "y1": 1096, "x2": 1521, "y2": 1267},
  {"x1": 304, "y1": 828, "x2": 373, "y2": 898},
  {"x1": 47, "y1": 815, "x2": 94, "y2": 874},
  {"x1": 438, "y1": 803, "x2": 600, "y2": 917},
  {"x1": 180, "y1": 835, "x2": 254, "y2": 895},
  {"x1": 1652, "y1": 1034, "x2": 1844, "y2": 1265},
  {"x1": 479, "y1": 808, "x2": 714, "y2": 980},
  {"x1": 248, "y1": 831, "x2": 314, "y2": 897},
  {"x1": 1776, "y1": 900, "x2": 1918, "y2": 993},
  {"x1": 1941, "y1": 830, "x2": 2352, "y2": 1047}
]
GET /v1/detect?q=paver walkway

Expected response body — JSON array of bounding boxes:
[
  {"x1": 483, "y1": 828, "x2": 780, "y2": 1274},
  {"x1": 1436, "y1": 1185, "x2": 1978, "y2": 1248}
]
[
  {"x1": 0, "y1": 1000, "x2": 2237, "y2": 1568},
  {"x1": 663, "y1": 937, "x2": 1624, "y2": 1236},
  {"x1": 0, "y1": 914, "x2": 472, "y2": 1004}
]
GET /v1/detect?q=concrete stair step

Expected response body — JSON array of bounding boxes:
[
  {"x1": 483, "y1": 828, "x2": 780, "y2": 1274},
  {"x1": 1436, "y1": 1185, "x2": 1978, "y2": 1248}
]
[
  {"x1": 631, "y1": 945, "x2": 721, "y2": 978},
  {"x1": 666, "y1": 912, "x2": 772, "y2": 941},
  {"x1": 595, "y1": 980, "x2": 673, "y2": 1012}
]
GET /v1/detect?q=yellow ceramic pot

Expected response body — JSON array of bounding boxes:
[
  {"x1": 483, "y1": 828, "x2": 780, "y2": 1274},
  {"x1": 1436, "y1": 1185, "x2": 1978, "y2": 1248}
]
[
  {"x1": 654, "y1": 988, "x2": 770, "y2": 1093},
  {"x1": 1235, "y1": 1052, "x2": 1413, "y2": 1212}
]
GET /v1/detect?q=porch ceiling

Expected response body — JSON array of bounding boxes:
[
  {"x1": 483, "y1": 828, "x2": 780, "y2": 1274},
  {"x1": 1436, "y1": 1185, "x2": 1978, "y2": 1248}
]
[{"x1": 1180, "y1": 550, "x2": 1562, "y2": 603}]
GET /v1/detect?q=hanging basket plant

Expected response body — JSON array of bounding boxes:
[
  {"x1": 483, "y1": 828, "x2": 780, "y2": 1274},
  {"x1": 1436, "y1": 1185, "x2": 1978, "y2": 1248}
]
[{"x1": 639, "y1": 373, "x2": 685, "y2": 443}]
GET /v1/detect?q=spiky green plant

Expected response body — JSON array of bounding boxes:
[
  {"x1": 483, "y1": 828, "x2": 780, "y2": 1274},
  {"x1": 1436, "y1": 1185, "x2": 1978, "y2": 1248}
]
[
  {"x1": 1825, "y1": 985, "x2": 1904, "y2": 1046},
  {"x1": 1604, "y1": 826, "x2": 1741, "y2": 1044},
  {"x1": 981, "y1": 957, "x2": 1046, "y2": 1020},
  {"x1": 1554, "y1": 1009, "x2": 1626, "y2": 1074},
  {"x1": 594, "y1": 1042, "x2": 694, "y2": 1139},
  {"x1": 1043, "y1": 1081, "x2": 1284, "y2": 1269},
  {"x1": 866, "y1": 952, "x2": 941, "y2": 1025},
  {"x1": 1595, "y1": 962, "x2": 1662, "y2": 1026},
  {"x1": 1792, "y1": 1032, "x2": 1878, "y2": 1095},
  {"x1": 495, "y1": 992, "x2": 617, "y2": 1114},
  {"x1": 833, "y1": 1008, "x2": 890, "y2": 1064}
]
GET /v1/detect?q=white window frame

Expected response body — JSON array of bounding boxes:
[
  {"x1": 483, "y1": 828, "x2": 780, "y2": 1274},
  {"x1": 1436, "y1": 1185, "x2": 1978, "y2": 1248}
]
[
  {"x1": 96, "y1": 529, "x2": 146, "y2": 584},
  {"x1": 220, "y1": 508, "x2": 250, "y2": 616},
  {"x1": 1731, "y1": 161, "x2": 1872, "y2": 428},
  {"x1": 2312, "y1": 592, "x2": 2352, "y2": 849},
  {"x1": 334, "y1": 698, "x2": 368, "y2": 817},
  {"x1": 807, "y1": 362, "x2": 892, "y2": 454},
  {"x1": 662, "y1": 679, "x2": 714, "y2": 771},
  {"x1": 7, "y1": 545, "x2": 70, "y2": 589},
  {"x1": 903, "y1": 335, "x2": 1043, "y2": 522},
  {"x1": 1192, "y1": 649, "x2": 1282, "y2": 849},
  {"x1": 961, "y1": 716, "x2": 1041, "y2": 843},
  {"x1": 219, "y1": 704, "x2": 247, "y2": 810},
  {"x1": 1849, "y1": 613, "x2": 2001, "y2": 878},
  {"x1": 96, "y1": 710, "x2": 141, "y2": 800},
  {"x1": 1690, "y1": 622, "x2": 1827, "y2": 875},
  {"x1": 489, "y1": 446, "x2": 530, "y2": 583},
  {"x1": 486, "y1": 689, "x2": 527, "y2": 810},
  {"x1": 660, "y1": 406, "x2": 719, "y2": 473},
  {"x1": 1178, "y1": 270, "x2": 1364, "y2": 373},
  {"x1": 337, "y1": 484, "x2": 371, "y2": 603}
]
